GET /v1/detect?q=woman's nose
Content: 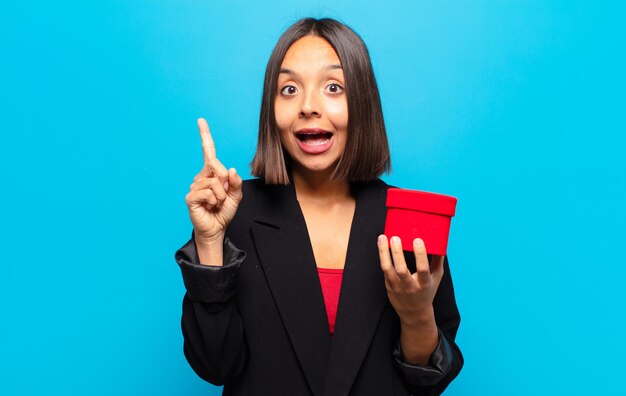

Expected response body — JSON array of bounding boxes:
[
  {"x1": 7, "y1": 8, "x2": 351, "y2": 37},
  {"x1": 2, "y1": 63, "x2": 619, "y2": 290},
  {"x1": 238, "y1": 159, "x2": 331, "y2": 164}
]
[{"x1": 299, "y1": 89, "x2": 321, "y2": 118}]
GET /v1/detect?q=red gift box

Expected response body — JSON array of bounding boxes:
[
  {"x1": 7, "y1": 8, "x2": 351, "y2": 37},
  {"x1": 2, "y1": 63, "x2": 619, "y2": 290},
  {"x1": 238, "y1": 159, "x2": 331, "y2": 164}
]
[{"x1": 384, "y1": 188, "x2": 458, "y2": 255}]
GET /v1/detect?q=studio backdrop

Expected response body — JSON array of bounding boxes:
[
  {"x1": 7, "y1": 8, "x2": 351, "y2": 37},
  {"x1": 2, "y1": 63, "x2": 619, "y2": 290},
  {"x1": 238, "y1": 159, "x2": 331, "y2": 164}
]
[{"x1": 1, "y1": 1, "x2": 625, "y2": 395}]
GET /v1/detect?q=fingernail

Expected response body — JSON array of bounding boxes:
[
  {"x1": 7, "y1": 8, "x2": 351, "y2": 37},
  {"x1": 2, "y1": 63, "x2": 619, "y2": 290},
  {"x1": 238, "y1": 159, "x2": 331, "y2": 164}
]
[
  {"x1": 377, "y1": 235, "x2": 385, "y2": 244},
  {"x1": 391, "y1": 236, "x2": 400, "y2": 245},
  {"x1": 223, "y1": 182, "x2": 229, "y2": 190}
]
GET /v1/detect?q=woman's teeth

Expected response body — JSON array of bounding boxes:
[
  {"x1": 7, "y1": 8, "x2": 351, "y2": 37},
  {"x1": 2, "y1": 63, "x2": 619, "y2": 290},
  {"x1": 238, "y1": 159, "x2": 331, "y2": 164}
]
[{"x1": 297, "y1": 132, "x2": 332, "y2": 144}]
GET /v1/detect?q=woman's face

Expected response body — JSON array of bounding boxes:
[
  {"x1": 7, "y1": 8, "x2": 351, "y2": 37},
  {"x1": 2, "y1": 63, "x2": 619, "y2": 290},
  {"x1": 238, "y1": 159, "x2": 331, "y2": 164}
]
[{"x1": 274, "y1": 35, "x2": 348, "y2": 177}]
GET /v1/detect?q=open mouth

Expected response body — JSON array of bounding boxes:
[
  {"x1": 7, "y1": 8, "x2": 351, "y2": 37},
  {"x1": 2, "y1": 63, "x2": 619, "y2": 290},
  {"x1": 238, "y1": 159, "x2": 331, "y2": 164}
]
[{"x1": 295, "y1": 130, "x2": 333, "y2": 145}]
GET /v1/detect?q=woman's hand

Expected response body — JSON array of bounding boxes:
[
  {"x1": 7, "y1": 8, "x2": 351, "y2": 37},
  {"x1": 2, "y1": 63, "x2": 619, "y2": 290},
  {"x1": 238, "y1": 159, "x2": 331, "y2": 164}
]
[
  {"x1": 185, "y1": 118, "x2": 243, "y2": 262},
  {"x1": 377, "y1": 235, "x2": 444, "y2": 364},
  {"x1": 377, "y1": 235, "x2": 444, "y2": 323}
]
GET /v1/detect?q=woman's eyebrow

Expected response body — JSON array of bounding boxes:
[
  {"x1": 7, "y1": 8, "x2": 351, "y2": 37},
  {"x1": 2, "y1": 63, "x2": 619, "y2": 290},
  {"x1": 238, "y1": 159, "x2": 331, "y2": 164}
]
[{"x1": 279, "y1": 64, "x2": 343, "y2": 76}]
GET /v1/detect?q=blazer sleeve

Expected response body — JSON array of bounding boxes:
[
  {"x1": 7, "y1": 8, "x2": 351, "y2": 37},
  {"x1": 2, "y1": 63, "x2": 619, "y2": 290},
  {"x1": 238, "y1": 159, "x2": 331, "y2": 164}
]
[
  {"x1": 392, "y1": 255, "x2": 464, "y2": 395},
  {"x1": 175, "y1": 232, "x2": 248, "y2": 385}
]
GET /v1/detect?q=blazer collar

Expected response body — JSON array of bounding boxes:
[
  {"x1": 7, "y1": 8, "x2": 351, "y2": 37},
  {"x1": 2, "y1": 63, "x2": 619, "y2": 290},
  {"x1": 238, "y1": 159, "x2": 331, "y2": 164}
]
[{"x1": 250, "y1": 179, "x2": 390, "y2": 396}]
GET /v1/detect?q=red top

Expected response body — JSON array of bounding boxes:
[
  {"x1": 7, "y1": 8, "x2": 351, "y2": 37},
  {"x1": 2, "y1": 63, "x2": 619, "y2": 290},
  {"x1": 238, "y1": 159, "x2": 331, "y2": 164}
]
[{"x1": 317, "y1": 267, "x2": 344, "y2": 335}]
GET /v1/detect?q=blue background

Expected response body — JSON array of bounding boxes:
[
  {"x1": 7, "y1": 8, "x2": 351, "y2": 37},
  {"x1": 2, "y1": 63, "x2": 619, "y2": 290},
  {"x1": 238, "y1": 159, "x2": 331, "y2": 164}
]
[{"x1": 2, "y1": 1, "x2": 625, "y2": 395}]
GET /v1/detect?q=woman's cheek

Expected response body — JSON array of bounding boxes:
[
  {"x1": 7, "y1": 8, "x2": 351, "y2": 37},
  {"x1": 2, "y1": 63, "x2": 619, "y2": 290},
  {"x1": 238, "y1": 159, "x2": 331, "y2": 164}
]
[
  {"x1": 274, "y1": 101, "x2": 296, "y2": 130},
  {"x1": 325, "y1": 101, "x2": 349, "y2": 127}
]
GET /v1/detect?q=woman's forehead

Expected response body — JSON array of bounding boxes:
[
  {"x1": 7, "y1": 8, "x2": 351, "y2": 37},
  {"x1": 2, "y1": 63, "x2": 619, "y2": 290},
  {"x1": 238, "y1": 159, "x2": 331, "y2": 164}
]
[{"x1": 280, "y1": 35, "x2": 341, "y2": 69}]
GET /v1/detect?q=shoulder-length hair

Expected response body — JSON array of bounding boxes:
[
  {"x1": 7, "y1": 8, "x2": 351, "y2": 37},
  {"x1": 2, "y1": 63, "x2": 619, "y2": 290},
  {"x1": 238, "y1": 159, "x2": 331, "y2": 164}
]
[{"x1": 250, "y1": 17, "x2": 391, "y2": 185}]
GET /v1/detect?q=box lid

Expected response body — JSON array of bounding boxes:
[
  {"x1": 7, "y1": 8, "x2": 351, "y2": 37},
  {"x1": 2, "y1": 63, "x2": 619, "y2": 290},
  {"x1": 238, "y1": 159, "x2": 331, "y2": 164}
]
[{"x1": 386, "y1": 188, "x2": 457, "y2": 217}]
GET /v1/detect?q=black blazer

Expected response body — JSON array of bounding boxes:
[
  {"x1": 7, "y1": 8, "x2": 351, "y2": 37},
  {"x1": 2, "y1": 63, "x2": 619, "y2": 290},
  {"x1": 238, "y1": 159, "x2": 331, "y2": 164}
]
[{"x1": 176, "y1": 178, "x2": 463, "y2": 395}]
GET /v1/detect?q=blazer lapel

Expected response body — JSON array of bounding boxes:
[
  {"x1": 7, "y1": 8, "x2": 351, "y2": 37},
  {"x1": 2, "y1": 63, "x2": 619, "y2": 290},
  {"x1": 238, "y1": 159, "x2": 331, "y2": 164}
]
[
  {"x1": 324, "y1": 180, "x2": 390, "y2": 396},
  {"x1": 250, "y1": 183, "x2": 331, "y2": 396}
]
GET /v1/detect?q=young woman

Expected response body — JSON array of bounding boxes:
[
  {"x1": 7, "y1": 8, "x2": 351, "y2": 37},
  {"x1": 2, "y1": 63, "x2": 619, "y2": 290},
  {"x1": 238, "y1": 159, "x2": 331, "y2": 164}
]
[{"x1": 175, "y1": 18, "x2": 463, "y2": 395}]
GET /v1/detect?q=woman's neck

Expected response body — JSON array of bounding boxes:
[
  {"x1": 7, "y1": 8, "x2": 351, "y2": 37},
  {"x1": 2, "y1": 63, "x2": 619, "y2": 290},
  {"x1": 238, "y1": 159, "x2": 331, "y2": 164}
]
[{"x1": 291, "y1": 167, "x2": 352, "y2": 204}]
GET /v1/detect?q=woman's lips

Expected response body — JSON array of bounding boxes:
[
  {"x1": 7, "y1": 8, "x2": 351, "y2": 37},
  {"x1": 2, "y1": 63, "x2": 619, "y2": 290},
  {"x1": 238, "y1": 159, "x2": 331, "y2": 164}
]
[{"x1": 294, "y1": 129, "x2": 334, "y2": 154}]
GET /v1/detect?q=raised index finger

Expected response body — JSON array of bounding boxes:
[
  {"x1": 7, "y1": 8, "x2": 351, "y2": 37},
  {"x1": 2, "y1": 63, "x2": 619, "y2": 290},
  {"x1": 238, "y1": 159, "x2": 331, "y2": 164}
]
[{"x1": 197, "y1": 118, "x2": 216, "y2": 165}]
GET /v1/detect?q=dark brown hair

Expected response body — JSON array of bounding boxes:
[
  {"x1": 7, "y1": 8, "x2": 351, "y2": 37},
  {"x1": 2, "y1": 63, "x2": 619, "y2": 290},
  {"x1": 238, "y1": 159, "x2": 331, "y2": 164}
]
[{"x1": 250, "y1": 17, "x2": 391, "y2": 184}]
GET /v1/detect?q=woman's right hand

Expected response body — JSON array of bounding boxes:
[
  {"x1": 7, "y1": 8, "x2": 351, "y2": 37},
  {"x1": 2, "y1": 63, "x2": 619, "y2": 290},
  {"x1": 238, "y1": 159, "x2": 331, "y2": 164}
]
[{"x1": 185, "y1": 118, "x2": 243, "y2": 249}]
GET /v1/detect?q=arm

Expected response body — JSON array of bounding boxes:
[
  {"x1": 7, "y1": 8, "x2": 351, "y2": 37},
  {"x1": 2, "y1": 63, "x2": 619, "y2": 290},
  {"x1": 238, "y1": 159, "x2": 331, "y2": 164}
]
[
  {"x1": 177, "y1": 118, "x2": 247, "y2": 384},
  {"x1": 378, "y1": 236, "x2": 463, "y2": 395},
  {"x1": 175, "y1": 233, "x2": 248, "y2": 385},
  {"x1": 393, "y1": 255, "x2": 463, "y2": 395}
]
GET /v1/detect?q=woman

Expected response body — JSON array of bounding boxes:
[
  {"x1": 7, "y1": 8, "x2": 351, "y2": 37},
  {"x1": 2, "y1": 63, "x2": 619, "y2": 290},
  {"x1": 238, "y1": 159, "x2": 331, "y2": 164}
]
[{"x1": 175, "y1": 18, "x2": 463, "y2": 395}]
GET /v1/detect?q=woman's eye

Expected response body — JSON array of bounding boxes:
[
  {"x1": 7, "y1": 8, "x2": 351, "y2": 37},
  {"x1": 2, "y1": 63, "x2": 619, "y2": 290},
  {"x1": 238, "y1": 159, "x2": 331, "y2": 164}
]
[
  {"x1": 326, "y1": 83, "x2": 344, "y2": 94},
  {"x1": 280, "y1": 85, "x2": 297, "y2": 95}
]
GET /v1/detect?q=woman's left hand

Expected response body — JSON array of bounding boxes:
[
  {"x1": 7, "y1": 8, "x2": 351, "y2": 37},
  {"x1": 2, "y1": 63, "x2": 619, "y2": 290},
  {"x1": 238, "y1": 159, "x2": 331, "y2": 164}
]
[{"x1": 377, "y1": 235, "x2": 445, "y2": 325}]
